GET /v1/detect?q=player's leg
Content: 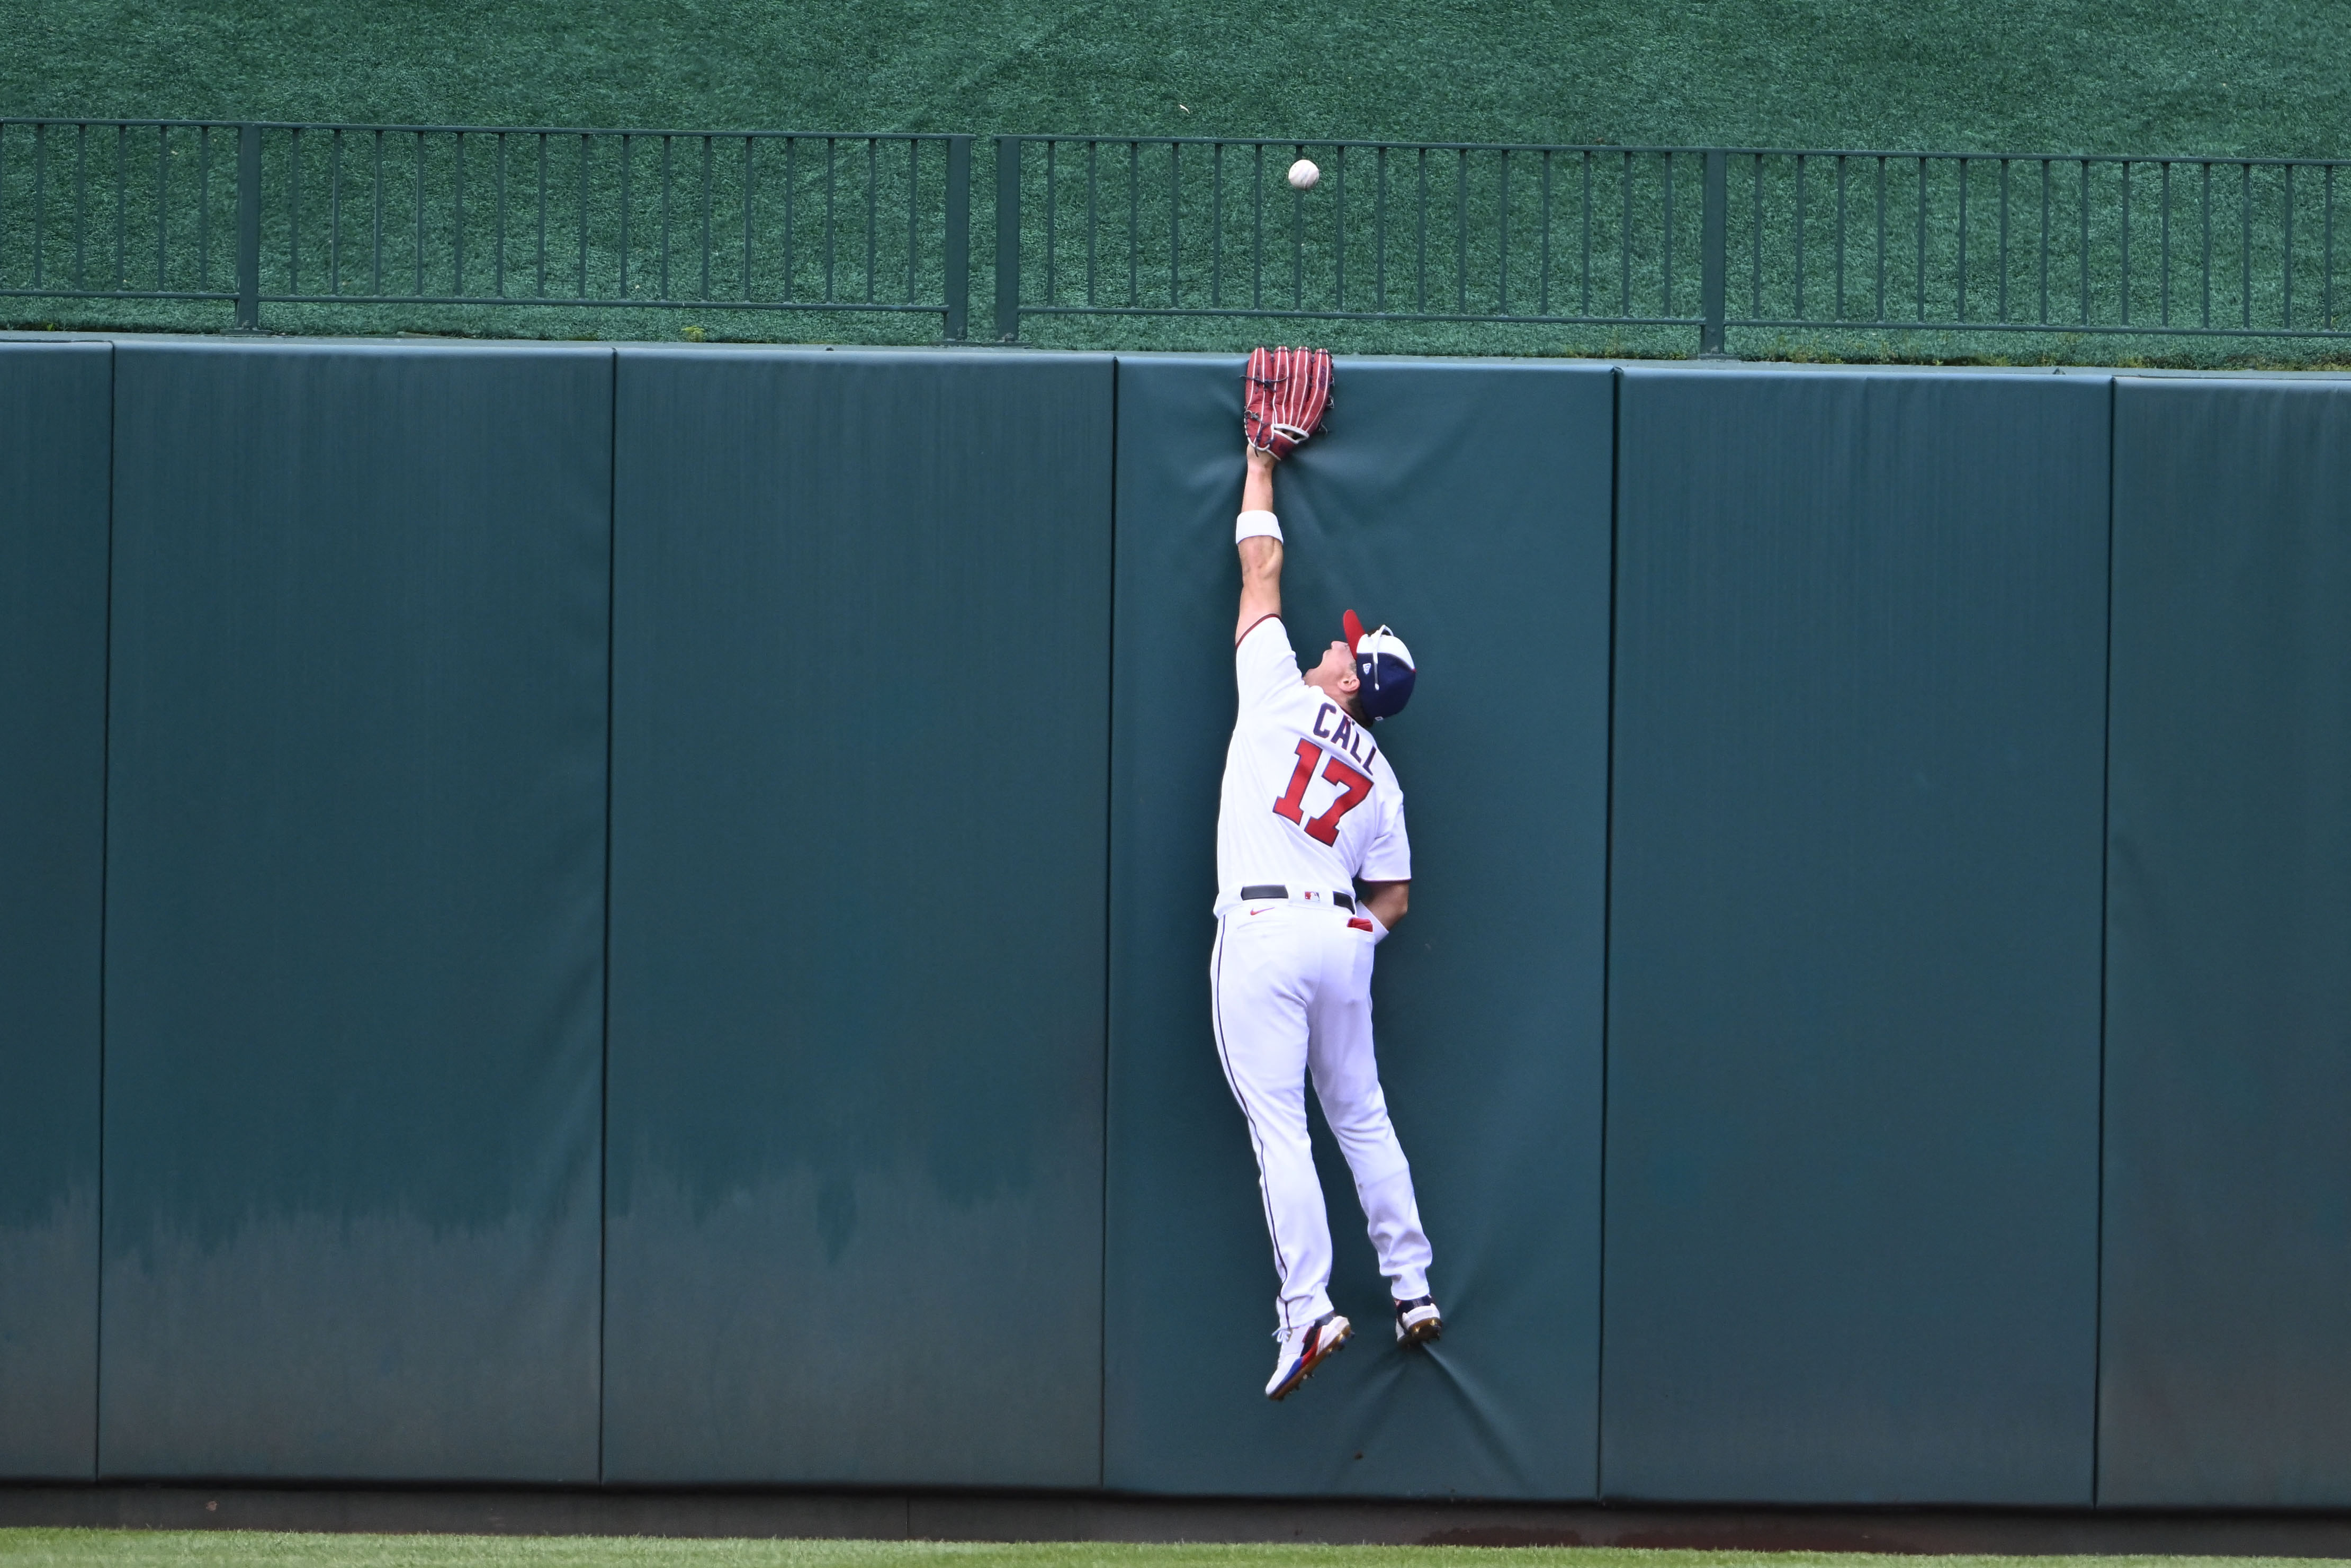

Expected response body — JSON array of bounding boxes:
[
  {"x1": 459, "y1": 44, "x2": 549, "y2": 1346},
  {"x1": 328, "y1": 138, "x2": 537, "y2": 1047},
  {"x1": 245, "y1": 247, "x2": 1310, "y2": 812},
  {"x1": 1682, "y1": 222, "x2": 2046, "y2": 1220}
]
[
  {"x1": 1305, "y1": 921, "x2": 1437, "y2": 1337},
  {"x1": 1214, "y1": 910, "x2": 1359, "y2": 1396},
  {"x1": 1209, "y1": 910, "x2": 1335, "y2": 1336}
]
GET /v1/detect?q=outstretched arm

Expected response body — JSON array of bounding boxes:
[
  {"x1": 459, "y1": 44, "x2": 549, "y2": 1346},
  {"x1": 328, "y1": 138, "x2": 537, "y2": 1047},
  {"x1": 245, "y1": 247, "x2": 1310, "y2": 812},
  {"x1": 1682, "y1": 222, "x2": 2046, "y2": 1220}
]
[{"x1": 1236, "y1": 446, "x2": 1282, "y2": 643}]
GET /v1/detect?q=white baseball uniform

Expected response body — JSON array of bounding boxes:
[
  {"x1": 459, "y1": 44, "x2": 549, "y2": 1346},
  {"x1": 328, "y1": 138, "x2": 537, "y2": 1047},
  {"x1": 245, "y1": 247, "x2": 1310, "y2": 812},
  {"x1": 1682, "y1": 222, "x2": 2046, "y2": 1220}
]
[{"x1": 1210, "y1": 608, "x2": 1433, "y2": 1334}]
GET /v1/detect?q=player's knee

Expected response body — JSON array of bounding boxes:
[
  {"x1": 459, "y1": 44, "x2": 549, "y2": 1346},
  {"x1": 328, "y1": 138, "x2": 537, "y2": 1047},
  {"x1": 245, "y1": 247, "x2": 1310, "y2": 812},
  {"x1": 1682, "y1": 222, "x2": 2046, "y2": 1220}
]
[
  {"x1": 1323, "y1": 1096, "x2": 1395, "y2": 1145},
  {"x1": 1315, "y1": 1073, "x2": 1385, "y2": 1117}
]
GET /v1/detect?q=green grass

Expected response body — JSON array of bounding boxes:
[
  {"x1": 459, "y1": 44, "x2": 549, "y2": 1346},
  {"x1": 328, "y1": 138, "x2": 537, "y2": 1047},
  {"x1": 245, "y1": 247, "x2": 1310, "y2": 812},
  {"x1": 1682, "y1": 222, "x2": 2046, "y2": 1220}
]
[
  {"x1": 6, "y1": 0, "x2": 2351, "y2": 157},
  {"x1": 8, "y1": 0, "x2": 2351, "y2": 362},
  {"x1": 4, "y1": 1543, "x2": 2347, "y2": 1568}
]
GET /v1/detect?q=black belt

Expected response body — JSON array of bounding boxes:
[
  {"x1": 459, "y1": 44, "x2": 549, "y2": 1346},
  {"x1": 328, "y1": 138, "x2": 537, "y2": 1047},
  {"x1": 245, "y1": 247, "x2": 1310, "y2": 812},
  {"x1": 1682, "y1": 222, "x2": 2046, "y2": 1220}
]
[{"x1": 1239, "y1": 883, "x2": 1354, "y2": 911}]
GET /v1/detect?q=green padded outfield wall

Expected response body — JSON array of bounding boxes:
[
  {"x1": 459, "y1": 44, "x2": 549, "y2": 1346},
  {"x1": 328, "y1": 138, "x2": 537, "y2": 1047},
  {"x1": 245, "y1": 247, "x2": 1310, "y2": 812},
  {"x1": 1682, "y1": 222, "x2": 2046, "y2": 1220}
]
[
  {"x1": 18, "y1": 344, "x2": 2351, "y2": 1499},
  {"x1": 2101, "y1": 379, "x2": 2351, "y2": 1506},
  {"x1": 1604, "y1": 368, "x2": 2110, "y2": 1503},
  {"x1": 603, "y1": 350, "x2": 1113, "y2": 1485},
  {"x1": 0, "y1": 343, "x2": 111, "y2": 1478},
  {"x1": 100, "y1": 342, "x2": 612, "y2": 1479},
  {"x1": 1103, "y1": 356, "x2": 1612, "y2": 1497}
]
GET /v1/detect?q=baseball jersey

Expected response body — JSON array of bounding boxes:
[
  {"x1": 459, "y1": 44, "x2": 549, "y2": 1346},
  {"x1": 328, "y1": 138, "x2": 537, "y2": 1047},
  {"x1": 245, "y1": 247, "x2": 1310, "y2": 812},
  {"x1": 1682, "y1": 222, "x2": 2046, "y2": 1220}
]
[{"x1": 1214, "y1": 614, "x2": 1411, "y2": 916}]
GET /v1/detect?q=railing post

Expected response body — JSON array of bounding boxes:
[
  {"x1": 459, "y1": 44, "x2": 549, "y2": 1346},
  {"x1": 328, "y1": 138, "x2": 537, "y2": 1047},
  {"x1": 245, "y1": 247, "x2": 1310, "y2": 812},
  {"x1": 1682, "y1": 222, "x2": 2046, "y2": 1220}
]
[
  {"x1": 994, "y1": 135, "x2": 1022, "y2": 342},
  {"x1": 235, "y1": 123, "x2": 263, "y2": 330},
  {"x1": 1699, "y1": 147, "x2": 1729, "y2": 357},
  {"x1": 943, "y1": 135, "x2": 972, "y2": 341}
]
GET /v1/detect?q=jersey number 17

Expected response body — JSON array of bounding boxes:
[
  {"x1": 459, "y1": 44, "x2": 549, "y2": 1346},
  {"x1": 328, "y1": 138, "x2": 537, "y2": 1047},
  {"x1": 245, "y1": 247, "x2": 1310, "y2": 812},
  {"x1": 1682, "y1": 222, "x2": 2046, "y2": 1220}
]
[{"x1": 1273, "y1": 739, "x2": 1373, "y2": 846}]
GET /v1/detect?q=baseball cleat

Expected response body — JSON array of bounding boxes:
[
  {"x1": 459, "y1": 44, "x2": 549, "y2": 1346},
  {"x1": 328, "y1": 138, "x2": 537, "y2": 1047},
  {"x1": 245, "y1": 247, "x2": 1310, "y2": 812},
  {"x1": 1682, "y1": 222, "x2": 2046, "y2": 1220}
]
[
  {"x1": 1394, "y1": 1295, "x2": 1443, "y2": 1346},
  {"x1": 1266, "y1": 1311, "x2": 1352, "y2": 1400}
]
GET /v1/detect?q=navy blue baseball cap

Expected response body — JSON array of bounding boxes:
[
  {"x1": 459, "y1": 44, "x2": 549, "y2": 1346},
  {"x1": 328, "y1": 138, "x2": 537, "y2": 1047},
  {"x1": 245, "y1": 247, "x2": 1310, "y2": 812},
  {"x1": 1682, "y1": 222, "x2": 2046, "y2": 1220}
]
[{"x1": 1344, "y1": 609, "x2": 1416, "y2": 721}]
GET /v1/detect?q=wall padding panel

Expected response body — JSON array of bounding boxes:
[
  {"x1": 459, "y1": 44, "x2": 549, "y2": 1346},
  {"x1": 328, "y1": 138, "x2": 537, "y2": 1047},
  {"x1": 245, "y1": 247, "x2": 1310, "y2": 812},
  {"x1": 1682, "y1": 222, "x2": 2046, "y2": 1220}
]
[
  {"x1": 1604, "y1": 367, "x2": 2109, "y2": 1503},
  {"x1": 1105, "y1": 355, "x2": 1611, "y2": 1498},
  {"x1": 0, "y1": 342, "x2": 111, "y2": 1478},
  {"x1": 603, "y1": 348, "x2": 1112, "y2": 1486},
  {"x1": 101, "y1": 342, "x2": 611, "y2": 1479},
  {"x1": 2100, "y1": 378, "x2": 2351, "y2": 1506}
]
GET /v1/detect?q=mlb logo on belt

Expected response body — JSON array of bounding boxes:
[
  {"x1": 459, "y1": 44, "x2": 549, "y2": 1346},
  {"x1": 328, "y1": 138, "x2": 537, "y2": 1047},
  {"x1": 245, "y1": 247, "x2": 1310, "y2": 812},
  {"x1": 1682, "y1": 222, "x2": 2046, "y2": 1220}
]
[{"x1": 1302, "y1": 890, "x2": 1322, "y2": 902}]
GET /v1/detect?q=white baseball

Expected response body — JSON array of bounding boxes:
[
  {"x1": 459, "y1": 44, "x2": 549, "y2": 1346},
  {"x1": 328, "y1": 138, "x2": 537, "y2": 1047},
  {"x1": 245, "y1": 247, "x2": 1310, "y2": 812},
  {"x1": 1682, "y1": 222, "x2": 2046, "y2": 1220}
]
[{"x1": 1287, "y1": 158, "x2": 1320, "y2": 191}]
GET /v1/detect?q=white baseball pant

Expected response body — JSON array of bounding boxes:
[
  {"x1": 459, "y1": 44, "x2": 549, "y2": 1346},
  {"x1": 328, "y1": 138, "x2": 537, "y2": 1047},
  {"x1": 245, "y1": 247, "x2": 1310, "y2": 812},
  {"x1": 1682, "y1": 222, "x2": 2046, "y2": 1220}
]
[{"x1": 1209, "y1": 902, "x2": 1433, "y2": 1333}]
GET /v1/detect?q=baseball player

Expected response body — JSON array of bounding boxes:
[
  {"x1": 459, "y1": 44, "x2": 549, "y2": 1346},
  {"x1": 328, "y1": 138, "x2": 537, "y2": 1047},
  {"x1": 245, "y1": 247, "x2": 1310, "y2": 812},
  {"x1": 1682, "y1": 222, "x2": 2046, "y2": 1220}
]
[{"x1": 1215, "y1": 347, "x2": 1441, "y2": 1402}]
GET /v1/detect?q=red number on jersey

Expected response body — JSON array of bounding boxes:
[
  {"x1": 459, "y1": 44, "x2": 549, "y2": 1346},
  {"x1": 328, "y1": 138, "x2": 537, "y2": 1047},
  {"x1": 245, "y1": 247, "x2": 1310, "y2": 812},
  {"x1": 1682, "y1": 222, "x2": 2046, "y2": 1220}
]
[
  {"x1": 1304, "y1": 756, "x2": 1374, "y2": 845},
  {"x1": 1272, "y1": 739, "x2": 1318, "y2": 826},
  {"x1": 1272, "y1": 741, "x2": 1376, "y2": 846}
]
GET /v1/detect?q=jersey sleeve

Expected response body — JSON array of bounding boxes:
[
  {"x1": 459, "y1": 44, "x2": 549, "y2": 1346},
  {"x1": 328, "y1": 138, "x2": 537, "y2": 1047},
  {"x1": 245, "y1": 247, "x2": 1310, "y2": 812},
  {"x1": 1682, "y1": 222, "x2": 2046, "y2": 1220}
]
[
  {"x1": 1358, "y1": 781, "x2": 1412, "y2": 883},
  {"x1": 1234, "y1": 614, "x2": 1302, "y2": 711}
]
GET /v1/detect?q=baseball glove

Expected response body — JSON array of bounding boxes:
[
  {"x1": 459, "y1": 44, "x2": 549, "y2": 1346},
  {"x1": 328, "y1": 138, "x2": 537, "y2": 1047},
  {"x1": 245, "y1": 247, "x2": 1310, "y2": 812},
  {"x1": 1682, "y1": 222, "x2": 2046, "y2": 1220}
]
[{"x1": 1243, "y1": 345, "x2": 1334, "y2": 459}]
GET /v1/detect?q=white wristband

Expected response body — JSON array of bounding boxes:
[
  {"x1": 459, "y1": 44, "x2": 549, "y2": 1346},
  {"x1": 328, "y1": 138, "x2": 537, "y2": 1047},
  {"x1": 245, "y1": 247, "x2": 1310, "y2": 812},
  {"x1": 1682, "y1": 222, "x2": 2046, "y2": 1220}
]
[{"x1": 1236, "y1": 509, "x2": 1283, "y2": 543}]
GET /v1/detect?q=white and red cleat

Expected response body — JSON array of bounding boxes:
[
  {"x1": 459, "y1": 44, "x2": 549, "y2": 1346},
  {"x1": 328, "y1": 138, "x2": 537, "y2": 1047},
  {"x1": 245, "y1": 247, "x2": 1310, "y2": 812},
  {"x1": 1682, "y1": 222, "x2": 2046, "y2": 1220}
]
[
  {"x1": 1265, "y1": 1311, "x2": 1352, "y2": 1400},
  {"x1": 1394, "y1": 1295, "x2": 1443, "y2": 1346}
]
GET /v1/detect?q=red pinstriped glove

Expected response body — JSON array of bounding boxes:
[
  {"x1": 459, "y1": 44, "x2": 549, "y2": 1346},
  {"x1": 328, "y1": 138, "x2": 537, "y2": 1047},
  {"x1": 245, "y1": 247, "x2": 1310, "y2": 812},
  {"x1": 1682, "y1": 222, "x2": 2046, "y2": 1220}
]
[{"x1": 1242, "y1": 346, "x2": 1334, "y2": 459}]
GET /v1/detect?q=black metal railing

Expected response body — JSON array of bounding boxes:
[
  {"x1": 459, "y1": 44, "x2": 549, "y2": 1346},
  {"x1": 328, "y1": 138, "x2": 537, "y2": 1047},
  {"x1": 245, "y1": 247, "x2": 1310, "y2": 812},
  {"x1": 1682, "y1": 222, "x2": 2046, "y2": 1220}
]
[
  {"x1": 995, "y1": 138, "x2": 2351, "y2": 348},
  {"x1": 6, "y1": 118, "x2": 2348, "y2": 352},
  {"x1": 0, "y1": 119, "x2": 973, "y2": 335}
]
